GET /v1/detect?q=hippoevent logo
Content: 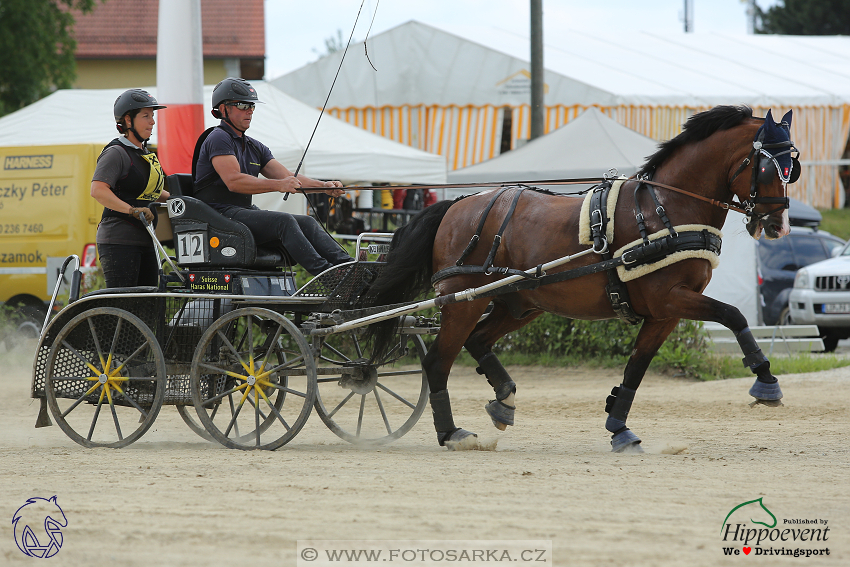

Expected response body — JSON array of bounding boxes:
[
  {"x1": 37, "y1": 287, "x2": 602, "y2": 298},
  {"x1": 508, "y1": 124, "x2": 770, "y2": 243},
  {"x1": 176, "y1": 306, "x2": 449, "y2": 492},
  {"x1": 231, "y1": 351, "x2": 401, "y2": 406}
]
[
  {"x1": 720, "y1": 497, "x2": 831, "y2": 558},
  {"x1": 4, "y1": 155, "x2": 53, "y2": 170},
  {"x1": 12, "y1": 496, "x2": 67, "y2": 558}
]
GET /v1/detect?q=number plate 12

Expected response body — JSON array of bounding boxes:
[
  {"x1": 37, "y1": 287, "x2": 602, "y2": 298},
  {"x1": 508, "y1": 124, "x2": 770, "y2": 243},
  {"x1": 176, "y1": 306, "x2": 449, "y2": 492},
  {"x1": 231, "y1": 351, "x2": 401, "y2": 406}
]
[{"x1": 176, "y1": 232, "x2": 207, "y2": 264}]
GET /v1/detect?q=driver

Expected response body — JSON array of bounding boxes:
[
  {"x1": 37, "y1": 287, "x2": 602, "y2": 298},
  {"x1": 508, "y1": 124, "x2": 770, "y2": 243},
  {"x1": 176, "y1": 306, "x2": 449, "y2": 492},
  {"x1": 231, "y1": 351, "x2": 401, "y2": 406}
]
[{"x1": 193, "y1": 77, "x2": 353, "y2": 275}]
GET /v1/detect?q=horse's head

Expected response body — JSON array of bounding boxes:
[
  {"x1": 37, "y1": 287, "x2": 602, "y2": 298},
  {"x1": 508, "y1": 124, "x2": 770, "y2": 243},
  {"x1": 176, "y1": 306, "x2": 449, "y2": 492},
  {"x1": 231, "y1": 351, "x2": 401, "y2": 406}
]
[{"x1": 732, "y1": 109, "x2": 800, "y2": 240}]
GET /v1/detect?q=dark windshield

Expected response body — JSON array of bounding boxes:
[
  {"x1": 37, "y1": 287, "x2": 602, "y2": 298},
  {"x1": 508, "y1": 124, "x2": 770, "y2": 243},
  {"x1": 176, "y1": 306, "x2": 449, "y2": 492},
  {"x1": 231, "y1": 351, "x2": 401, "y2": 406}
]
[
  {"x1": 791, "y1": 236, "x2": 830, "y2": 266},
  {"x1": 759, "y1": 238, "x2": 794, "y2": 270}
]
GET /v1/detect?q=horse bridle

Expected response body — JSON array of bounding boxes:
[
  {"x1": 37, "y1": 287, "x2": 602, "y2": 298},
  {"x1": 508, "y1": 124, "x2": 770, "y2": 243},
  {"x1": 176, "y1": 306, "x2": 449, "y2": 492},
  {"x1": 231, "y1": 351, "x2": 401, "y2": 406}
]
[{"x1": 727, "y1": 126, "x2": 799, "y2": 221}]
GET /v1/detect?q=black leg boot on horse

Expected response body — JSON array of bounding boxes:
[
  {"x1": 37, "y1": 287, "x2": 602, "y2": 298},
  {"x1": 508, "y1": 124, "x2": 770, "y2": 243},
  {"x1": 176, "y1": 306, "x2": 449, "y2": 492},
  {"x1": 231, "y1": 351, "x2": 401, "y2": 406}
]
[
  {"x1": 476, "y1": 352, "x2": 516, "y2": 430},
  {"x1": 429, "y1": 389, "x2": 479, "y2": 450}
]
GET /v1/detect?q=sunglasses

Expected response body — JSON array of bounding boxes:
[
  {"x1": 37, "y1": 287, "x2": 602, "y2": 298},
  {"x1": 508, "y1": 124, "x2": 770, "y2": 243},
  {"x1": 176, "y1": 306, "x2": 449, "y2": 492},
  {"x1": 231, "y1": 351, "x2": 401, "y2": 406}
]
[{"x1": 226, "y1": 102, "x2": 255, "y2": 111}]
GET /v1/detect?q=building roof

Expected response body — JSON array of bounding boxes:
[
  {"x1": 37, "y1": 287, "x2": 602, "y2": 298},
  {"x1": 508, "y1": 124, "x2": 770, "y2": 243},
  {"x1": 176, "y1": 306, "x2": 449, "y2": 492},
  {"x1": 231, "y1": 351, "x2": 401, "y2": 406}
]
[
  {"x1": 72, "y1": 0, "x2": 264, "y2": 59},
  {"x1": 272, "y1": 20, "x2": 850, "y2": 107}
]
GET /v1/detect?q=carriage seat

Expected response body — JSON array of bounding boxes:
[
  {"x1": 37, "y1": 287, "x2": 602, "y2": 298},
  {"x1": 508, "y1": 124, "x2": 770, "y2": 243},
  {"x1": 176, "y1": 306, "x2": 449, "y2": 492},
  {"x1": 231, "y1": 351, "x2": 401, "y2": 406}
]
[{"x1": 165, "y1": 174, "x2": 291, "y2": 269}]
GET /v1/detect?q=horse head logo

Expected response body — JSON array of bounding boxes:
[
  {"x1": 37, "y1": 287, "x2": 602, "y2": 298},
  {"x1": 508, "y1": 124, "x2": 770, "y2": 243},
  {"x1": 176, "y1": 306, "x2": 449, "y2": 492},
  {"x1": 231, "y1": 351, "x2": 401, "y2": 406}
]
[
  {"x1": 721, "y1": 497, "x2": 777, "y2": 535},
  {"x1": 12, "y1": 496, "x2": 68, "y2": 558}
]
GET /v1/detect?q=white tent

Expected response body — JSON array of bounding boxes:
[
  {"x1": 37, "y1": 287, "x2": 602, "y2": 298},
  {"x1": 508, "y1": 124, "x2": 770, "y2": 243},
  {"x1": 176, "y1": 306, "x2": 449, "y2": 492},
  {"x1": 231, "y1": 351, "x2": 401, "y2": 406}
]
[
  {"x1": 0, "y1": 81, "x2": 446, "y2": 185},
  {"x1": 276, "y1": 21, "x2": 850, "y2": 111},
  {"x1": 272, "y1": 21, "x2": 850, "y2": 208},
  {"x1": 445, "y1": 107, "x2": 658, "y2": 197}
]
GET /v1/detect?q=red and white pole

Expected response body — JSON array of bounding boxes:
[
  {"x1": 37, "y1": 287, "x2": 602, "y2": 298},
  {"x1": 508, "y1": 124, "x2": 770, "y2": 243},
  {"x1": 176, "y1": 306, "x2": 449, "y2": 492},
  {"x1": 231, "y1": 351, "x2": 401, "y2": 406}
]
[{"x1": 156, "y1": 0, "x2": 205, "y2": 174}]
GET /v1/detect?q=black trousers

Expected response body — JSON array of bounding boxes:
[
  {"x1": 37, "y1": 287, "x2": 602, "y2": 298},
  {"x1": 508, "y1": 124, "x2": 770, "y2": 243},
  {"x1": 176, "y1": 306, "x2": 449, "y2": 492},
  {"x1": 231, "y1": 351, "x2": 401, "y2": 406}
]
[
  {"x1": 220, "y1": 206, "x2": 352, "y2": 275},
  {"x1": 97, "y1": 243, "x2": 159, "y2": 288}
]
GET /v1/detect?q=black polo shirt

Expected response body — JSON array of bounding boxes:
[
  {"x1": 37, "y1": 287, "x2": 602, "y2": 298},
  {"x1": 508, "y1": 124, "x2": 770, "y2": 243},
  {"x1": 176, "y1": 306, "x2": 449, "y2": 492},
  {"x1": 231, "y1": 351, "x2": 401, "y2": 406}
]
[{"x1": 194, "y1": 120, "x2": 275, "y2": 210}]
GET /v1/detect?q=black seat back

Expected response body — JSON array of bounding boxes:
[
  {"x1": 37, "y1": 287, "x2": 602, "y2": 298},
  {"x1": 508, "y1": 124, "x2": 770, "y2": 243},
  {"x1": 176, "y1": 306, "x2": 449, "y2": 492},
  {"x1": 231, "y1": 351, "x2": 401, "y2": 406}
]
[{"x1": 166, "y1": 173, "x2": 194, "y2": 198}]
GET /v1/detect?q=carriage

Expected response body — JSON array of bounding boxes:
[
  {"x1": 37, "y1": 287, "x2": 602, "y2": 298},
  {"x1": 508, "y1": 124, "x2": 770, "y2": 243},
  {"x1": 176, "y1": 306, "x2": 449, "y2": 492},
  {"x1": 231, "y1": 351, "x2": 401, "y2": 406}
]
[{"x1": 30, "y1": 173, "x2": 438, "y2": 450}]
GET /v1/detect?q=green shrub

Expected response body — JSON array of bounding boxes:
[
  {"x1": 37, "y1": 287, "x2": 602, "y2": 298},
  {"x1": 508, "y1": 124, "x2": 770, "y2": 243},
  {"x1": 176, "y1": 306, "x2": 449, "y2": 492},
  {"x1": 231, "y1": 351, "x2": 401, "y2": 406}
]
[
  {"x1": 490, "y1": 314, "x2": 708, "y2": 378},
  {"x1": 819, "y1": 207, "x2": 850, "y2": 241}
]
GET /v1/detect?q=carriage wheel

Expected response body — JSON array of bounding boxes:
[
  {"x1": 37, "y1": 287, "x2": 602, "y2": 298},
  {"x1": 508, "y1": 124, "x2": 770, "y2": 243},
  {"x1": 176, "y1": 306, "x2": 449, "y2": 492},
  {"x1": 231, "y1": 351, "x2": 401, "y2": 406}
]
[
  {"x1": 175, "y1": 405, "x2": 216, "y2": 442},
  {"x1": 190, "y1": 308, "x2": 316, "y2": 450},
  {"x1": 44, "y1": 307, "x2": 166, "y2": 448},
  {"x1": 313, "y1": 330, "x2": 428, "y2": 444}
]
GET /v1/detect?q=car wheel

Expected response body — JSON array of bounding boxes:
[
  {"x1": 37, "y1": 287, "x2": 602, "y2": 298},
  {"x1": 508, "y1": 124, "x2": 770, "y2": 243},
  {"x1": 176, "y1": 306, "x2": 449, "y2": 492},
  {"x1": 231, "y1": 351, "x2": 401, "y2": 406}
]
[
  {"x1": 820, "y1": 332, "x2": 839, "y2": 353},
  {"x1": 778, "y1": 307, "x2": 793, "y2": 326}
]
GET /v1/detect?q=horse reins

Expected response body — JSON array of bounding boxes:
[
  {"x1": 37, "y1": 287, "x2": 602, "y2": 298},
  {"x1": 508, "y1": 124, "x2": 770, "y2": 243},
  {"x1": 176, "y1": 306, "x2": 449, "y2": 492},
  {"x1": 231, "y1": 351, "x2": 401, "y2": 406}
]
[{"x1": 340, "y1": 126, "x2": 797, "y2": 221}]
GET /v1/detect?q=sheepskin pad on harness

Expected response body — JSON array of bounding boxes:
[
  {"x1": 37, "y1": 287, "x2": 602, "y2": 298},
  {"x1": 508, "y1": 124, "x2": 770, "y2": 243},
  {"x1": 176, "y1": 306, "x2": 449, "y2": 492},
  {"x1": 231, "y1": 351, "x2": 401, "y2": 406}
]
[
  {"x1": 578, "y1": 178, "x2": 625, "y2": 247},
  {"x1": 577, "y1": 178, "x2": 721, "y2": 283},
  {"x1": 613, "y1": 224, "x2": 722, "y2": 282}
]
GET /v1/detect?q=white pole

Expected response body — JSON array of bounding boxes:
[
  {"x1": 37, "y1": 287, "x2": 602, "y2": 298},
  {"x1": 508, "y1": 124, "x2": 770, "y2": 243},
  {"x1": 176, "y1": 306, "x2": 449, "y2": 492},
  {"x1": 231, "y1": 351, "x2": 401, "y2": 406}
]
[{"x1": 156, "y1": 0, "x2": 205, "y2": 174}]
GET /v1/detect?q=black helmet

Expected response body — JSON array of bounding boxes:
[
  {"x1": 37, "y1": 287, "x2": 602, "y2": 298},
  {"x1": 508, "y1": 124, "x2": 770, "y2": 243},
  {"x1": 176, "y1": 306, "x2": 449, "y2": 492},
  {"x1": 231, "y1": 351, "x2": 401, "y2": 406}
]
[
  {"x1": 114, "y1": 89, "x2": 166, "y2": 123},
  {"x1": 211, "y1": 77, "x2": 261, "y2": 118}
]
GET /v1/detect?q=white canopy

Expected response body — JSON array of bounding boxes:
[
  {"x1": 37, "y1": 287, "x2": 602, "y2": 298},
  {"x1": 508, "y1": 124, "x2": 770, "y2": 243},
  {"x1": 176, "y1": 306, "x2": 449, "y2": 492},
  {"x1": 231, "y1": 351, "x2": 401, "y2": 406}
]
[
  {"x1": 446, "y1": 107, "x2": 658, "y2": 188},
  {"x1": 0, "y1": 81, "x2": 446, "y2": 184},
  {"x1": 274, "y1": 21, "x2": 850, "y2": 108}
]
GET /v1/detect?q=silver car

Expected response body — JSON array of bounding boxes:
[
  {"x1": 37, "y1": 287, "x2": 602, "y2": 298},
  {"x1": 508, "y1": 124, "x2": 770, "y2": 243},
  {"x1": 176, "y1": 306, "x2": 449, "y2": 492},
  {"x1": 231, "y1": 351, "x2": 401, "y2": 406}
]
[{"x1": 789, "y1": 240, "x2": 850, "y2": 351}]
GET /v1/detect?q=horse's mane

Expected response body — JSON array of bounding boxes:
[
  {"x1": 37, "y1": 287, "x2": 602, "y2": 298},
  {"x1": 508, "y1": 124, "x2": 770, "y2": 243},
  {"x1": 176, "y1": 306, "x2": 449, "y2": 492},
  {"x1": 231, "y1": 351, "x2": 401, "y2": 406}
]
[{"x1": 638, "y1": 105, "x2": 758, "y2": 176}]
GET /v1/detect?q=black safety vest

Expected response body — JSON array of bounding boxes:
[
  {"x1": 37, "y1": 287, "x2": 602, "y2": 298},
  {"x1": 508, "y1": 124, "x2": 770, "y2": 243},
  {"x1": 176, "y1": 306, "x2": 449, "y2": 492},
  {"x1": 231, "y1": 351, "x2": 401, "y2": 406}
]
[{"x1": 99, "y1": 139, "x2": 165, "y2": 230}]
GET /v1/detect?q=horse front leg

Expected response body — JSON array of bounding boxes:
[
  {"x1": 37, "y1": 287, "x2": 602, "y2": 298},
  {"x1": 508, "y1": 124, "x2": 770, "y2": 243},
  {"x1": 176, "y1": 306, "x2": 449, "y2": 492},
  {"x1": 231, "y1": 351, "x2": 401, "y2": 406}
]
[
  {"x1": 423, "y1": 299, "x2": 491, "y2": 450},
  {"x1": 606, "y1": 317, "x2": 680, "y2": 452},
  {"x1": 649, "y1": 286, "x2": 783, "y2": 402}
]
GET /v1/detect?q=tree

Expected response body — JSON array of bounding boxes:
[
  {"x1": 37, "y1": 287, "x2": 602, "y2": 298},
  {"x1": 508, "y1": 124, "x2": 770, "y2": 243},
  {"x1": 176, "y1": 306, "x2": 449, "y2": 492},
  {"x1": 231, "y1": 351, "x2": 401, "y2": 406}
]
[
  {"x1": 0, "y1": 0, "x2": 97, "y2": 117},
  {"x1": 312, "y1": 29, "x2": 350, "y2": 58},
  {"x1": 756, "y1": 0, "x2": 850, "y2": 35}
]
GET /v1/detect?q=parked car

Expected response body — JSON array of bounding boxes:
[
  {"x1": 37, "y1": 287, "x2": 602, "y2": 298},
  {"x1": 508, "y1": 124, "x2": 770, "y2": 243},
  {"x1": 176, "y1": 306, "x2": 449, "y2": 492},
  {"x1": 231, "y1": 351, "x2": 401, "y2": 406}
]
[
  {"x1": 757, "y1": 226, "x2": 845, "y2": 326},
  {"x1": 789, "y1": 240, "x2": 850, "y2": 351}
]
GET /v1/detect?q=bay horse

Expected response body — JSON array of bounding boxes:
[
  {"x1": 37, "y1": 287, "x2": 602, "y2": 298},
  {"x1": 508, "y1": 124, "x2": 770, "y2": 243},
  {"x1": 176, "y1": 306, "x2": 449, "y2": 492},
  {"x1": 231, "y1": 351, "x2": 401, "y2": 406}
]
[{"x1": 366, "y1": 106, "x2": 799, "y2": 451}]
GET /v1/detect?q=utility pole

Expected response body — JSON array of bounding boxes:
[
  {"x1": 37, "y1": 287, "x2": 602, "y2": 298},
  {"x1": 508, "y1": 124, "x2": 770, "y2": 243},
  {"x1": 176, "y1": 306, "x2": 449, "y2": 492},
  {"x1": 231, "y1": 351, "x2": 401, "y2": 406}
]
[
  {"x1": 683, "y1": 0, "x2": 694, "y2": 32},
  {"x1": 744, "y1": 0, "x2": 757, "y2": 34},
  {"x1": 530, "y1": 0, "x2": 544, "y2": 140}
]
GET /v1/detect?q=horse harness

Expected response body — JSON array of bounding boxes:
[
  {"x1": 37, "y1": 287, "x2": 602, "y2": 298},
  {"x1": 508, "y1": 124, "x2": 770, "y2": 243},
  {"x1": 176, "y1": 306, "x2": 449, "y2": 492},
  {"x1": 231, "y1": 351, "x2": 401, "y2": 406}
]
[{"x1": 430, "y1": 179, "x2": 722, "y2": 325}]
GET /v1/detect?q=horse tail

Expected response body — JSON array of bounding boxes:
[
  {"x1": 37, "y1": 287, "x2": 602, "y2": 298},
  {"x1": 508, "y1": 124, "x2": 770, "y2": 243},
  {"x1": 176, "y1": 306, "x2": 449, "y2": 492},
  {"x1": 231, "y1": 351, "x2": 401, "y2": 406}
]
[{"x1": 364, "y1": 199, "x2": 456, "y2": 361}]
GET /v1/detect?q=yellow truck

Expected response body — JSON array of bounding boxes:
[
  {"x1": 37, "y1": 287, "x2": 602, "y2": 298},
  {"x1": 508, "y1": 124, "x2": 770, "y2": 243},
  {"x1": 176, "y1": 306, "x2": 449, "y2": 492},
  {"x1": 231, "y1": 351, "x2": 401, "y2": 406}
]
[{"x1": 0, "y1": 144, "x2": 101, "y2": 335}]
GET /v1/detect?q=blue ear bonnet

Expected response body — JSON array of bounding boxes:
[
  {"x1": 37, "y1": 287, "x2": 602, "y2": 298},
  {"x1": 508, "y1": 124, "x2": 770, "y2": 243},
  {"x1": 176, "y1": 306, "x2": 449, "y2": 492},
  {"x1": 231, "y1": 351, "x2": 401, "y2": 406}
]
[{"x1": 756, "y1": 109, "x2": 796, "y2": 182}]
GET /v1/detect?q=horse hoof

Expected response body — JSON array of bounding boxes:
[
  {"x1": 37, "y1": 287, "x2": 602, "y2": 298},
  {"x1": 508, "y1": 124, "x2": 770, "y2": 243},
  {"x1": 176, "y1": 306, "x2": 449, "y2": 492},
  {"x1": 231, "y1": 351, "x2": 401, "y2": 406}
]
[
  {"x1": 749, "y1": 380, "x2": 783, "y2": 401},
  {"x1": 611, "y1": 429, "x2": 643, "y2": 453},
  {"x1": 749, "y1": 399, "x2": 784, "y2": 408},
  {"x1": 485, "y1": 399, "x2": 515, "y2": 430},
  {"x1": 441, "y1": 428, "x2": 479, "y2": 451}
]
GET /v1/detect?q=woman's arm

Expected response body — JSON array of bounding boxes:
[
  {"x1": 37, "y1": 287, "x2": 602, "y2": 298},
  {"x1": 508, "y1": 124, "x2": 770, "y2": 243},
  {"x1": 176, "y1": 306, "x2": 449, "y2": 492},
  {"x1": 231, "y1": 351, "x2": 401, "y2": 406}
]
[{"x1": 91, "y1": 181, "x2": 154, "y2": 222}]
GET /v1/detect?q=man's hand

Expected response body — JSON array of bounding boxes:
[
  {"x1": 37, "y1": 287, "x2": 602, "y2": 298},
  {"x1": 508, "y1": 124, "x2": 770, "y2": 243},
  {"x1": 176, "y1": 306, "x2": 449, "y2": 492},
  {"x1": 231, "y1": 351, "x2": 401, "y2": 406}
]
[
  {"x1": 323, "y1": 180, "x2": 345, "y2": 197},
  {"x1": 130, "y1": 207, "x2": 155, "y2": 223},
  {"x1": 279, "y1": 176, "x2": 302, "y2": 194}
]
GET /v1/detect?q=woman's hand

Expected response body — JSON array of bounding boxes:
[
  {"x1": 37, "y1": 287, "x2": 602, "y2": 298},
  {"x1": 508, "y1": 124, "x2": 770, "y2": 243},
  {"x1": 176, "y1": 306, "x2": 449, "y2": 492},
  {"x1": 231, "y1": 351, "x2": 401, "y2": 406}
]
[{"x1": 130, "y1": 207, "x2": 155, "y2": 223}]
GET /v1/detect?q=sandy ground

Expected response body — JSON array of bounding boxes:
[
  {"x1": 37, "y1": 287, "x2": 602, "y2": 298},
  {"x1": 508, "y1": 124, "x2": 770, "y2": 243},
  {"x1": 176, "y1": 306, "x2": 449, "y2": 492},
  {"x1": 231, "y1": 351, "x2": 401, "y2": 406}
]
[{"x1": 0, "y1": 339, "x2": 847, "y2": 567}]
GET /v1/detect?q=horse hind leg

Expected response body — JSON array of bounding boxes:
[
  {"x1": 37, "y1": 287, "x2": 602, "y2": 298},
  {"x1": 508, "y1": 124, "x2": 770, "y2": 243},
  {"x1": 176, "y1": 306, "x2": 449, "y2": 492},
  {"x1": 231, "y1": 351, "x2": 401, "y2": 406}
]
[
  {"x1": 464, "y1": 302, "x2": 542, "y2": 431},
  {"x1": 423, "y1": 298, "x2": 491, "y2": 450},
  {"x1": 478, "y1": 353, "x2": 515, "y2": 431}
]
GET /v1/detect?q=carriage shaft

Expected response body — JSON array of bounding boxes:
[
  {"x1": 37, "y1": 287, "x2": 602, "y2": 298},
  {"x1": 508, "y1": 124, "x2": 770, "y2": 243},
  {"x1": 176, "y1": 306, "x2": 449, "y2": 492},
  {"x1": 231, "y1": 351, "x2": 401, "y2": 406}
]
[{"x1": 310, "y1": 247, "x2": 595, "y2": 336}]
